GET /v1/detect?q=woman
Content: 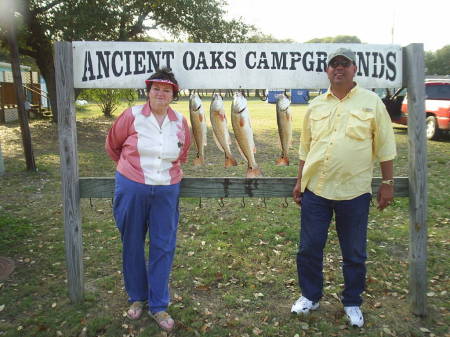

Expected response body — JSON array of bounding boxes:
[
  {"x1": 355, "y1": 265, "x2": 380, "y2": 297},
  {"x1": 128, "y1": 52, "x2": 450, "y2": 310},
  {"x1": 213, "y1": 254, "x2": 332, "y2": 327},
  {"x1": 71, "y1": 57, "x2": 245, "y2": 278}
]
[{"x1": 105, "y1": 68, "x2": 190, "y2": 332}]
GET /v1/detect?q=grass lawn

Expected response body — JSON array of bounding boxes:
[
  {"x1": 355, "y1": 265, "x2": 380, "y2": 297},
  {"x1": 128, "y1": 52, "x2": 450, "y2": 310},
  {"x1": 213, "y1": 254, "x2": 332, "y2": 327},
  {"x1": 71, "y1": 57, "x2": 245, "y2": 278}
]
[{"x1": 0, "y1": 97, "x2": 449, "y2": 337}]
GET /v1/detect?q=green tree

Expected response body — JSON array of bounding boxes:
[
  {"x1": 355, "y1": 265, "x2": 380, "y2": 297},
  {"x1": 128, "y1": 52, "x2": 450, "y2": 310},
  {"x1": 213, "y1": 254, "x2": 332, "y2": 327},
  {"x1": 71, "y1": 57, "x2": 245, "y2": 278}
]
[
  {"x1": 425, "y1": 45, "x2": 450, "y2": 75},
  {"x1": 246, "y1": 32, "x2": 294, "y2": 43},
  {"x1": 306, "y1": 35, "x2": 362, "y2": 43},
  {"x1": 0, "y1": 0, "x2": 255, "y2": 123}
]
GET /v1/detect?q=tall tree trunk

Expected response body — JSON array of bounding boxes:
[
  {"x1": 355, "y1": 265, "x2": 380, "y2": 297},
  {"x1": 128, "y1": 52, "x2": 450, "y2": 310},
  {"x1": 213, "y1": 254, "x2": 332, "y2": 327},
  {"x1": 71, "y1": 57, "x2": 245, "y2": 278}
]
[
  {"x1": 35, "y1": 51, "x2": 58, "y2": 123},
  {"x1": 5, "y1": 12, "x2": 36, "y2": 171}
]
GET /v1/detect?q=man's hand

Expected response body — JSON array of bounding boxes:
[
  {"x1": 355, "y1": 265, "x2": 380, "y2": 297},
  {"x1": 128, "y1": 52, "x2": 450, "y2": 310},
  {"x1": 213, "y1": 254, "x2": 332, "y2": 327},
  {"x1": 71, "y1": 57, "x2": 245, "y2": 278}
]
[
  {"x1": 292, "y1": 181, "x2": 303, "y2": 206},
  {"x1": 377, "y1": 184, "x2": 394, "y2": 210}
]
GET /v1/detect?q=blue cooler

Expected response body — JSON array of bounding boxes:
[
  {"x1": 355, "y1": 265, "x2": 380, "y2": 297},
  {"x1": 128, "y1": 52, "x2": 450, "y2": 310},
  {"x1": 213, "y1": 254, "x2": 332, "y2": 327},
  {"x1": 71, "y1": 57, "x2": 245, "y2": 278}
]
[
  {"x1": 291, "y1": 89, "x2": 310, "y2": 104},
  {"x1": 267, "y1": 90, "x2": 285, "y2": 103}
]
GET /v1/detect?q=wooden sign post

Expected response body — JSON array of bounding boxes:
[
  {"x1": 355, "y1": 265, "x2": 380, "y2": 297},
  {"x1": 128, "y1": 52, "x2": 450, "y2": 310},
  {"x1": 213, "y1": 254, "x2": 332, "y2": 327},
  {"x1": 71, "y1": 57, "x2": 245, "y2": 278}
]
[{"x1": 54, "y1": 41, "x2": 427, "y2": 315}]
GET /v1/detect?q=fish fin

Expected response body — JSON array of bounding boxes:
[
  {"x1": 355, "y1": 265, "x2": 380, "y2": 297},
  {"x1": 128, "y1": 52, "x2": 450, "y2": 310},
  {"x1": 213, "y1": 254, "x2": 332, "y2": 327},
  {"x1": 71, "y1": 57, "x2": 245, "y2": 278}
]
[
  {"x1": 212, "y1": 131, "x2": 224, "y2": 153},
  {"x1": 225, "y1": 156, "x2": 238, "y2": 167},
  {"x1": 239, "y1": 117, "x2": 245, "y2": 127},
  {"x1": 193, "y1": 156, "x2": 204, "y2": 166},
  {"x1": 235, "y1": 139, "x2": 247, "y2": 161},
  {"x1": 225, "y1": 128, "x2": 232, "y2": 146},
  {"x1": 246, "y1": 167, "x2": 263, "y2": 178},
  {"x1": 275, "y1": 156, "x2": 289, "y2": 166}
]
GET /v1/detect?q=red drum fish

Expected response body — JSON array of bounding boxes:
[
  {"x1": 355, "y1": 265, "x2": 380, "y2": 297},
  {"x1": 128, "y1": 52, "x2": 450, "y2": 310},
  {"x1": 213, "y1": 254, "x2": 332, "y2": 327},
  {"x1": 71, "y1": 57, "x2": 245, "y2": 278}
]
[
  {"x1": 275, "y1": 94, "x2": 292, "y2": 166},
  {"x1": 189, "y1": 93, "x2": 207, "y2": 166},
  {"x1": 210, "y1": 94, "x2": 237, "y2": 167},
  {"x1": 230, "y1": 92, "x2": 262, "y2": 178}
]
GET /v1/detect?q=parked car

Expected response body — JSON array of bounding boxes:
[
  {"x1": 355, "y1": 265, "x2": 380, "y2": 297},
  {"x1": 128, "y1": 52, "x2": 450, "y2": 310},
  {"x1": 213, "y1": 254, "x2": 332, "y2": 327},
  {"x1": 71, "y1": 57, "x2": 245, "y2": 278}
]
[{"x1": 382, "y1": 80, "x2": 450, "y2": 140}]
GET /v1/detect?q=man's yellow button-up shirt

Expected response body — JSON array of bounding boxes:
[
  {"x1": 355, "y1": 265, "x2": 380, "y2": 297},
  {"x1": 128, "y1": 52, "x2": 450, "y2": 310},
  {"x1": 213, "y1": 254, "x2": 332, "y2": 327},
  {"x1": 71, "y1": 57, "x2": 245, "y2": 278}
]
[{"x1": 299, "y1": 84, "x2": 397, "y2": 200}]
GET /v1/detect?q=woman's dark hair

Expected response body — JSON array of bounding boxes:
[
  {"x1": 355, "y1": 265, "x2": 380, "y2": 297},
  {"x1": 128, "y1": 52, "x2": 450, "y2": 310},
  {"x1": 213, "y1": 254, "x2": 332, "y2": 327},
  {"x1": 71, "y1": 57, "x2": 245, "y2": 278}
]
[{"x1": 146, "y1": 67, "x2": 179, "y2": 100}]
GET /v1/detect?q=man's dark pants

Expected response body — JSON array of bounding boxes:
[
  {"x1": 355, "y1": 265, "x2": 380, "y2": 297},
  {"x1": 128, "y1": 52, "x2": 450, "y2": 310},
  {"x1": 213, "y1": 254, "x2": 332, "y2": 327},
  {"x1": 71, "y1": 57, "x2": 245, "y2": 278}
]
[{"x1": 296, "y1": 189, "x2": 371, "y2": 306}]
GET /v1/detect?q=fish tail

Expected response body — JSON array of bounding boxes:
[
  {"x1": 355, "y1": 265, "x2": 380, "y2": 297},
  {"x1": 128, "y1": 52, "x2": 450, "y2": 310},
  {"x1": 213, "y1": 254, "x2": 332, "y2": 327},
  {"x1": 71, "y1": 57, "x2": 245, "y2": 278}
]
[
  {"x1": 246, "y1": 167, "x2": 263, "y2": 178},
  {"x1": 193, "y1": 156, "x2": 204, "y2": 166},
  {"x1": 224, "y1": 156, "x2": 238, "y2": 167},
  {"x1": 275, "y1": 156, "x2": 289, "y2": 166}
]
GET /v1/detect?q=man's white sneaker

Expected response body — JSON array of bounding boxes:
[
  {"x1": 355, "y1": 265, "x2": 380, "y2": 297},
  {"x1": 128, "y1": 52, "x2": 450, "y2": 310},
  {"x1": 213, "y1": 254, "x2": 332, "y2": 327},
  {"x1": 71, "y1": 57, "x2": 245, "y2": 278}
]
[
  {"x1": 291, "y1": 296, "x2": 319, "y2": 314},
  {"x1": 344, "y1": 306, "x2": 364, "y2": 328}
]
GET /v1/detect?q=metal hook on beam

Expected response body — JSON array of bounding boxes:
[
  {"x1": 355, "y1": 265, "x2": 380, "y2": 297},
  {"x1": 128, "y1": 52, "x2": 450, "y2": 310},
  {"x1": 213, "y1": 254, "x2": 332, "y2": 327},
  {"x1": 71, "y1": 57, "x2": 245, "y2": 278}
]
[
  {"x1": 241, "y1": 196, "x2": 246, "y2": 208},
  {"x1": 282, "y1": 197, "x2": 289, "y2": 208}
]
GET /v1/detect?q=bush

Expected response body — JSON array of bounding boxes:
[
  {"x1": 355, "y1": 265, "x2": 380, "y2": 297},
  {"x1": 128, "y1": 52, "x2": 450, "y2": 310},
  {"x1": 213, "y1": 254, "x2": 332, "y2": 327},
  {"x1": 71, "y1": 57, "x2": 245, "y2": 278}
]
[{"x1": 79, "y1": 89, "x2": 138, "y2": 117}]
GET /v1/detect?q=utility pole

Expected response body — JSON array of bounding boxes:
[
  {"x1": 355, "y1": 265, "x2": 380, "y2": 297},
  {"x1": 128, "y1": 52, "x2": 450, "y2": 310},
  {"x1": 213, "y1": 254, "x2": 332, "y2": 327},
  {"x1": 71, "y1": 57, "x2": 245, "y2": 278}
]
[{"x1": 4, "y1": 5, "x2": 36, "y2": 171}]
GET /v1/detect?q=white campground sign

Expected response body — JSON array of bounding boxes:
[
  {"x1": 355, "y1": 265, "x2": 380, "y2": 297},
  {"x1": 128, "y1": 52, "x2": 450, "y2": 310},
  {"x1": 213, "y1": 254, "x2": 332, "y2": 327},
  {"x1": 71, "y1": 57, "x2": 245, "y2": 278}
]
[{"x1": 72, "y1": 42, "x2": 402, "y2": 89}]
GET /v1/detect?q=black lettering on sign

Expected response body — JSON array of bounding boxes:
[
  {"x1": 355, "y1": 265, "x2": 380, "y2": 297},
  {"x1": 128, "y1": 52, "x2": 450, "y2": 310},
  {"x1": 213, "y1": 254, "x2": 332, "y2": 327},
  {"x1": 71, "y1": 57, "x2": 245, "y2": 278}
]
[
  {"x1": 271, "y1": 52, "x2": 288, "y2": 70},
  {"x1": 302, "y1": 51, "x2": 314, "y2": 71},
  {"x1": 386, "y1": 52, "x2": 397, "y2": 81},
  {"x1": 289, "y1": 52, "x2": 301, "y2": 70},
  {"x1": 183, "y1": 51, "x2": 195, "y2": 70},
  {"x1": 96, "y1": 51, "x2": 110, "y2": 79},
  {"x1": 82, "y1": 51, "x2": 95, "y2": 82},
  {"x1": 377, "y1": 53, "x2": 386, "y2": 78},
  {"x1": 210, "y1": 51, "x2": 224, "y2": 69},
  {"x1": 225, "y1": 51, "x2": 236, "y2": 69},
  {"x1": 195, "y1": 52, "x2": 209, "y2": 70},
  {"x1": 357, "y1": 52, "x2": 370, "y2": 77},
  {"x1": 245, "y1": 51, "x2": 256, "y2": 69},
  {"x1": 257, "y1": 52, "x2": 269, "y2": 69},
  {"x1": 124, "y1": 51, "x2": 132, "y2": 75},
  {"x1": 133, "y1": 51, "x2": 146, "y2": 74},
  {"x1": 147, "y1": 51, "x2": 161, "y2": 72},
  {"x1": 162, "y1": 51, "x2": 174, "y2": 69},
  {"x1": 315, "y1": 52, "x2": 327, "y2": 72},
  {"x1": 371, "y1": 52, "x2": 379, "y2": 78},
  {"x1": 111, "y1": 51, "x2": 123, "y2": 76}
]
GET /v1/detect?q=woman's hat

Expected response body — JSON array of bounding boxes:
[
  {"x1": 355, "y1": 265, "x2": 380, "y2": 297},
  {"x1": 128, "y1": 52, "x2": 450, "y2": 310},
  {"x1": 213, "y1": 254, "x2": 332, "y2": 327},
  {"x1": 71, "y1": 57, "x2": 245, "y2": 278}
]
[{"x1": 145, "y1": 79, "x2": 179, "y2": 92}]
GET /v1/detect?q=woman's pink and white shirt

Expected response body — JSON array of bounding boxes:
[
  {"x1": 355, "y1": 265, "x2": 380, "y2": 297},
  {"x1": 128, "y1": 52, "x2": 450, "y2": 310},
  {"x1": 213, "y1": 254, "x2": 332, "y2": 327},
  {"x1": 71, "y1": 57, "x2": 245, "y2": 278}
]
[{"x1": 106, "y1": 102, "x2": 191, "y2": 185}]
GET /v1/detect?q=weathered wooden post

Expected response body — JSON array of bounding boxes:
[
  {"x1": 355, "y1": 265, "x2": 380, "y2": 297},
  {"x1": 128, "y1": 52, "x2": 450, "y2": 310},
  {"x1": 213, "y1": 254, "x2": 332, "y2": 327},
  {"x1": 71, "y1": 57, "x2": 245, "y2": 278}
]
[
  {"x1": 54, "y1": 41, "x2": 84, "y2": 303},
  {"x1": 0, "y1": 141, "x2": 5, "y2": 175},
  {"x1": 404, "y1": 43, "x2": 427, "y2": 316}
]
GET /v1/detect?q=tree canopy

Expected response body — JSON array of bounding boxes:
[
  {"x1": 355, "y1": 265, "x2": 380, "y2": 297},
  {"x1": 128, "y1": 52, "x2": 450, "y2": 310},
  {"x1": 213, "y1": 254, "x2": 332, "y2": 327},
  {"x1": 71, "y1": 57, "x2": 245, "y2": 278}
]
[
  {"x1": 305, "y1": 35, "x2": 362, "y2": 43},
  {"x1": 0, "y1": 0, "x2": 256, "y2": 122},
  {"x1": 425, "y1": 45, "x2": 450, "y2": 75}
]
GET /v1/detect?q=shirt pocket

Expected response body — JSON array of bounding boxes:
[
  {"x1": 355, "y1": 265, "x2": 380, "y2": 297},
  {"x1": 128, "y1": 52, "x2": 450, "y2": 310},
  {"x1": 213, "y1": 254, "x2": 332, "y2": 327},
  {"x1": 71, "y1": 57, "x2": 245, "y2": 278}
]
[
  {"x1": 162, "y1": 124, "x2": 183, "y2": 161},
  {"x1": 310, "y1": 110, "x2": 331, "y2": 140},
  {"x1": 346, "y1": 110, "x2": 374, "y2": 141}
]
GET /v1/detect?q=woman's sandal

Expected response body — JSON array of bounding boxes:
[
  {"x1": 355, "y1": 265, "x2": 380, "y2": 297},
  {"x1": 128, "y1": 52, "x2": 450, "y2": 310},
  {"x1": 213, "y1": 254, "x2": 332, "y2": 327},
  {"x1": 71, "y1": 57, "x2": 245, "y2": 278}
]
[
  {"x1": 150, "y1": 311, "x2": 175, "y2": 332},
  {"x1": 126, "y1": 301, "x2": 145, "y2": 320}
]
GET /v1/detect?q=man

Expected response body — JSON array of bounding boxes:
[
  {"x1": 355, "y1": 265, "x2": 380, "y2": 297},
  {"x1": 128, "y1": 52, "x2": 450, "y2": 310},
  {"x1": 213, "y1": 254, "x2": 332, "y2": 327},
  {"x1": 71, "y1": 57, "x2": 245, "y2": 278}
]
[{"x1": 291, "y1": 48, "x2": 396, "y2": 328}]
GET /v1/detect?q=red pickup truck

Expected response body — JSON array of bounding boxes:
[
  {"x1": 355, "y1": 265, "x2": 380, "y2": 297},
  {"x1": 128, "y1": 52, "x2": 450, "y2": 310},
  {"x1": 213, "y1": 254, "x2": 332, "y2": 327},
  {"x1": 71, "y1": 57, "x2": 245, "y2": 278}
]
[{"x1": 383, "y1": 80, "x2": 450, "y2": 140}]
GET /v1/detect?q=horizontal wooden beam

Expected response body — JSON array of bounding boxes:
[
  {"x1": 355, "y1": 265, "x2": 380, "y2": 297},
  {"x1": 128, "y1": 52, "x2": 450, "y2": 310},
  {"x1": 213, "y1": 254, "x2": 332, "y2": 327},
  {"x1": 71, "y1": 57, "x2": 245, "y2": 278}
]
[{"x1": 79, "y1": 177, "x2": 409, "y2": 199}]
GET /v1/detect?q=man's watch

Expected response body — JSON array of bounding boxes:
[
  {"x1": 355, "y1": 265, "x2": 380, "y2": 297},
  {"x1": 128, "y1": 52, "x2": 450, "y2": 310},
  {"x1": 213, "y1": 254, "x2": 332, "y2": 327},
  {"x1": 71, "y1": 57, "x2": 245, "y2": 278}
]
[{"x1": 381, "y1": 179, "x2": 394, "y2": 186}]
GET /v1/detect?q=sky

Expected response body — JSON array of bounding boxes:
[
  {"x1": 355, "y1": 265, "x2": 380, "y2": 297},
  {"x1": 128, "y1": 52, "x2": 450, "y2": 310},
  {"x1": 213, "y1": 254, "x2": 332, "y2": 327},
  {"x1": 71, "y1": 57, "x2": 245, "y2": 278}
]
[{"x1": 222, "y1": 0, "x2": 448, "y2": 52}]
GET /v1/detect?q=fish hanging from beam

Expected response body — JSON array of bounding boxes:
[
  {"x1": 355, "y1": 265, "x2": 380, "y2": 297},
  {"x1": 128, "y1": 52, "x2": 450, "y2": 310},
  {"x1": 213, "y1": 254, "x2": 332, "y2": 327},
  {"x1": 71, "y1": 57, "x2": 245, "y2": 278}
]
[
  {"x1": 231, "y1": 92, "x2": 262, "y2": 178},
  {"x1": 189, "y1": 93, "x2": 207, "y2": 166},
  {"x1": 275, "y1": 93, "x2": 292, "y2": 166},
  {"x1": 210, "y1": 93, "x2": 237, "y2": 168}
]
